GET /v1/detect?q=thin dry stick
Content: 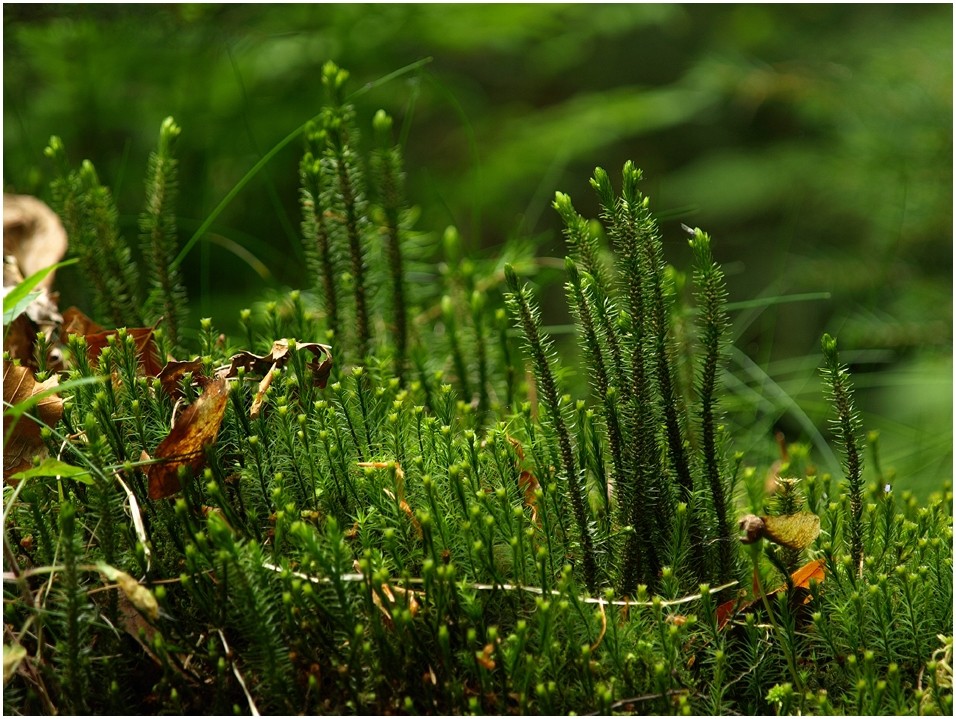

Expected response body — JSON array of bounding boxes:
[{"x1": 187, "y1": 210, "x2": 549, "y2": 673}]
[
  {"x1": 218, "y1": 629, "x2": 260, "y2": 716},
  {"x1": 260, "y1": 561, "x2": 737, "y2": 608}
]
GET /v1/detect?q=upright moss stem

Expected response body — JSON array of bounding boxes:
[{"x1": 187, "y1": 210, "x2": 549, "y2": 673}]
[
  {"x1": 820, "y1": 333, "x2": 865, "y2": 572},
  {"x1": 504, "y1": 264, "x2": 598, "y2": 591}
]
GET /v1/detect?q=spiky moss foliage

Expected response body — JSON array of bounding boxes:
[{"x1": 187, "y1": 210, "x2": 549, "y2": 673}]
[
  {"x1": 46, "y1": 119, "x2": 189, "y2": 348},
  {"x1": 45, "y1": 143, "x2": 144, "y2": 329},
  {"x1": 140, "y1": 117, "x2": 188, "y2": 349},
  {"x1": 504, "y1": 264, "x2": 599, "y2": 592},
  {"x1": 6, "y1": 284, "x2": 952, "y2": 716},
  {"x1": 688, "y1": 227, "x2": 735, "y2": 586},
  {"x1": 820, "y1": 333, "x2": 866, "y2": 571},
  {"x1": 6, "y1": 98, "x2": 952, "y2": 715}
]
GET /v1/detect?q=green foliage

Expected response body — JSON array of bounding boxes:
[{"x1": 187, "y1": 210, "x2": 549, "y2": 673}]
[
  {"x1": 140, "y1": 117, "x2": 188, "y2": 347},
  {"x1": 3, "y1": 65, "x2": 952, "y2": 716},
  {"x1": 45, "y1": 120, "x2": 190, "y2": 350}
]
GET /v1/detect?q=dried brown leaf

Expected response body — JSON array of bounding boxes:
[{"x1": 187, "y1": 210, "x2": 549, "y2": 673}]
[
  {"x1": 3, "y1": 361, "x2": 63, "y2": 482},
  {"x1": 61, "y1": 306, "x2": 104, "y2": 337},
  {"x1": 3, "y1": 194, "x2": 68, "y2": 291},
  {"x1": 157, "y1": 359, "x2": 210, "y2": 400},
  {"x1": 146, "y1": 377, "x2": 230, "y2": 499},
  {"x1": 62, "y1": 307, "x2": 163, "y2": 376},
  {"x1": 222, "y1": 339, "x2": 333, "y2": 388},
  {"x1": 249, "y1": 364, "x2": 278, "y2": 419}
]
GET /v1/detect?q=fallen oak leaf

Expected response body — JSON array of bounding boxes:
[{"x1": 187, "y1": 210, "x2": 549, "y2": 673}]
[
  {"x1": 146, "y1": 377, "x2": 229, "y2": 499},
  {"x1": 3, "y1": 361, "x2": 64, "y2": 482}
]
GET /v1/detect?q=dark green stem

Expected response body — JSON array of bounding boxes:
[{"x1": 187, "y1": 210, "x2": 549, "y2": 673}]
[{"x1": 504, "y1": 264, "x2": 598, "y2": 591}]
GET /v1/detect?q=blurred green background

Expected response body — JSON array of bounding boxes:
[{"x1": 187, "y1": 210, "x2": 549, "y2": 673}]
[{"x1": 4, "y1": 4, "x2": 952, "y2": 496}]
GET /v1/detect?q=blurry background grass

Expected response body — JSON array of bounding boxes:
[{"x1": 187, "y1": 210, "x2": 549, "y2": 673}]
[{"x1": 4, "y1": 4, "x2": 951, "y2": 497}]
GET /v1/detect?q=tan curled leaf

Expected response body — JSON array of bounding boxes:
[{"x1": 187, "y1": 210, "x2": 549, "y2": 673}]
[
  {"x1": 3, "y1": 643, "x2": 27, "y2": 685},
  {"x1": 739, "y1": 511, "x2": 820, "y2": 551},
  {"x1": 249, "y1": 364, "x2": 278, "y2": 419},
  {"x1": 96, "y1": 563, "x2": 159, "y2": 621},
  {"x1": 146, "y1": 377, "x2": 230, "y2": 499},
  {"x1": 3, "y1": 194, "x2": 68, "y2": 290},
  {"x1": 3, "y1": 361, "x2": 63, "y2": 482}
]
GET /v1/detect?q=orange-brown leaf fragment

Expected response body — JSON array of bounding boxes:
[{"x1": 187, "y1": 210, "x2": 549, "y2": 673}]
[
  {"x1": 61, "y1": 306, "x2": 104, "y2": 337},
  {"x1": 518, "y1": 470, "x2": 540, "y2": 525},
  {"x1": 146, "y1": 377, "x2": 229, "y2": 499},
  {"x1": 3, "y1": 361, "x2": 64, "y2": 482},
  {"x1": 790, "y1": 557, "x2": 826, "y2": 588},
  {"x1": 716, "y1": 558, "x2": 827, "y2": 630},
  {"x1": 476, "y1": 643, "x2": 496, "y2": 671}
]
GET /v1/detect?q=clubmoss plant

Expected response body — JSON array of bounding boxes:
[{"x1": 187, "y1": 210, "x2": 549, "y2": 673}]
[
  {"x1": 140, "y1": 117, "x2": 188, "y2": 348},
  {"x1": 820, "y1": 333, "x2": 865, "y2": 572},
  {"x1": 3, "y1": 63, "x2": 951, "y2": 716}
]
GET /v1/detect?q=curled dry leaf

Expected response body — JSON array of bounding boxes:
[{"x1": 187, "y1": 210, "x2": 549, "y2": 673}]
[
  {"x1": 739, "y1": 511, "x2": 820, "y2": 551},
  {"x1": 223, "y1": 339, "x2": 333, "y2": 388},
  {"x1": 146, "y1": 377, "x2": 230, "y2": 499},
  {"x1": 3, "y1": 643, "x2": 28, "y2": 685},
  {"x1": 96, "y1": 563, "x2": 159, "y2": 621},
  {"x1": 3, "y1": 361, "x2": 64, "y2": 482},
  {"x1": 3, "y1": 194, "x2": 68, "y2": 291}
]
